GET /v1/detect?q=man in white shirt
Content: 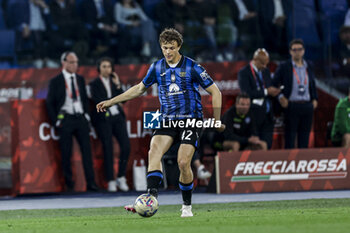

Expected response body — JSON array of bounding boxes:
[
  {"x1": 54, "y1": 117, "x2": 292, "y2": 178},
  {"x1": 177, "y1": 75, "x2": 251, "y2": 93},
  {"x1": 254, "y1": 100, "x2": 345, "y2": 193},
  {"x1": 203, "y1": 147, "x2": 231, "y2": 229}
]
[{"x1": 46, "y1": 51, "x2": 98, "y2": 192}]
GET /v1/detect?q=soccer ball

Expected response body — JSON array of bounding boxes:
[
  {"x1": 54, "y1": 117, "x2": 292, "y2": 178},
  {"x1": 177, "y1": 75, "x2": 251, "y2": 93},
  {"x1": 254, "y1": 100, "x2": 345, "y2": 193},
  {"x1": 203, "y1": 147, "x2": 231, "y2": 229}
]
[{"x1": 134, "y1": 193, "x2": 159, "y2": 217}]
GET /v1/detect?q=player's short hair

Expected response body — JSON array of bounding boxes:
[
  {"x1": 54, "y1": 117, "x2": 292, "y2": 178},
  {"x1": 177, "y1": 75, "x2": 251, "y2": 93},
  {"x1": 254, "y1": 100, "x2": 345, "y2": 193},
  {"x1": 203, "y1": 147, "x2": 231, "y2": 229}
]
[
  {"x1": 236, "y1": 92, "x2": 250, "y2": 104},
  {"x1": 159, "y1": 28, "x2": 183, "y2": 47},
  {"x1": 289, "y1": 39, "x2": 304, "y2": 50}
]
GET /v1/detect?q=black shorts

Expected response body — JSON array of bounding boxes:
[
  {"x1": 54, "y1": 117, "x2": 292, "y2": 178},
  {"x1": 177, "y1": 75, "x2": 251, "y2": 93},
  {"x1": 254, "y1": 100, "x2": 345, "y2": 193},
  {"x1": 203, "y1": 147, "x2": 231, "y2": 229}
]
[{"x1": 153, "y1": 127, "x2": 201, "y2": 148}]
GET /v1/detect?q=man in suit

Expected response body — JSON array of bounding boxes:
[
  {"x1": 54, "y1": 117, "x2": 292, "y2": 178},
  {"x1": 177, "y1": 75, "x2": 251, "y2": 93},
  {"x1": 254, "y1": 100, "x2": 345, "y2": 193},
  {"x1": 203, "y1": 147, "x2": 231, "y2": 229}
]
[
  {"x1": 272, "y1": 39, "x2": 318, "y2": 148},
  {"x1": 89, "y1": 57, "x2": 130, "y2": 192},
  {"x1": 238, "y1": 48, "x2": 281, "y2": 149},
  {"x1": 46, "y1": 51, "x2": 98, "y2": 192}
]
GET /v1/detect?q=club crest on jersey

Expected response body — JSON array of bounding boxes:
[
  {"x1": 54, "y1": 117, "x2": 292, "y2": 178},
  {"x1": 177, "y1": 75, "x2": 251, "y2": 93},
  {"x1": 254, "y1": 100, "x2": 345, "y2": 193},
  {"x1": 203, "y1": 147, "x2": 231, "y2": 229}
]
[
  {"x1": 169, "y1": 83, "x2": 180, "y2": 93},
  {"x1": 179, "y1": 72, "x2": 186, "y2": 77},
  {"x1": 200, "y1": 71, "x2": 210, "y2": 80}
]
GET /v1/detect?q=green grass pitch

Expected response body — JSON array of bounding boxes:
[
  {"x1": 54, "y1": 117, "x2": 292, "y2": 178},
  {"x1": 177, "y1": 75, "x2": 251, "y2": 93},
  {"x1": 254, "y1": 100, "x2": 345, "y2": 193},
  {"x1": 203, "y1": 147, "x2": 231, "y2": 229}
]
[{"x1": 0, "y1": 198, "x2": 349, "y2": 233}]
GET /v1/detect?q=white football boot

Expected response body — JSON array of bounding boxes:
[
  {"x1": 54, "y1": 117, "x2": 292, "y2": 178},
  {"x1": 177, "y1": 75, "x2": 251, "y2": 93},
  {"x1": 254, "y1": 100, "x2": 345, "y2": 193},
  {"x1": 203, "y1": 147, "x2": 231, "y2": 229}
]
[{"x1": 181, "y1": 205, "x2": 193, "y2": 217}]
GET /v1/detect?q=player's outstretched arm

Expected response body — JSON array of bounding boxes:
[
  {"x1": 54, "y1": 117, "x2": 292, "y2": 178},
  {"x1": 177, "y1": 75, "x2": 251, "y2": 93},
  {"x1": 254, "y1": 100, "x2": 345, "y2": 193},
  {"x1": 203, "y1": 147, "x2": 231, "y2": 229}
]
[
  {"x1": 205, "y1": 83, "x2": 225, "y2": 132},
  {"x1": 96, "y1": 82, "x2": 147, "y2": 112}
]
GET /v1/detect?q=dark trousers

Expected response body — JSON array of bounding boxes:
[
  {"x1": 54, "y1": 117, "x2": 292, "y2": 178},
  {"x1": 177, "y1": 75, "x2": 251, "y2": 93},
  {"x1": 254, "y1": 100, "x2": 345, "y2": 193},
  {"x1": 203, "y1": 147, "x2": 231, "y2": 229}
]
[
  {"x1": 95, "y1": 114, "x2": 130, "y2": 181},
  {"x1": 252, "y1": 105, "x2": 274, "y2": 149},
  {"x1": 58, "y1": 115, "x2": 95, "y2": 188},
  {"x1": 284, "y1": 102, "x2": 314, "y2": 149}
]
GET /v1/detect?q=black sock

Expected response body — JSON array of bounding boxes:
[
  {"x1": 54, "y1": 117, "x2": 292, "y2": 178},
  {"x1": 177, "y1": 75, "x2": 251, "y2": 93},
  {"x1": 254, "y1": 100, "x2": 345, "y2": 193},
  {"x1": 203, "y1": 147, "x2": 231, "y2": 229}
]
[
  {"x1": 147, "y1": 170, "x2": 163, "y2": 198},
  {"x1": 179, "y1": 181, "x2": 193, "y2": 205}
]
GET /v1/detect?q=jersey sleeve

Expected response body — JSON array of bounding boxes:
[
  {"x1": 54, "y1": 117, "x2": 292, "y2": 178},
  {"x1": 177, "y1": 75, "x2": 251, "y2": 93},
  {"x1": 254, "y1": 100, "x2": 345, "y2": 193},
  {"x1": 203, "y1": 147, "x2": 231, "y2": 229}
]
[
  {"x1": 142, "y1": 63, "x2": 157, "y2": 88},
  {"x1": 191, "y1": 62, "x2": 214, "y2": 89}
]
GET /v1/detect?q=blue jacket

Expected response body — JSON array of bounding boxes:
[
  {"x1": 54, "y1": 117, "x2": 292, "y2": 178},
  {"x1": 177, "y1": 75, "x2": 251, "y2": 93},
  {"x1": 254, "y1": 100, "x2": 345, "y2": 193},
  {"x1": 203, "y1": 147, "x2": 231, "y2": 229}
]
[{"x1": 272, "y1": 59, "x2": 318, "y2": 101}]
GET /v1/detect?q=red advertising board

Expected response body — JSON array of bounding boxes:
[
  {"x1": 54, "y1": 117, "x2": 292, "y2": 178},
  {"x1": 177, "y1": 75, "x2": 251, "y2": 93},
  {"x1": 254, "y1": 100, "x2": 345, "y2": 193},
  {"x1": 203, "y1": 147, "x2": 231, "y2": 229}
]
[
  {"x1": 11, "y1": 96, "x2": 235, "y2": 195},
  {"x1": 11, "y1": 99, "x2": 152, "y2": 194},
  {"x1": 216, "y1": 148, "x2": 350, "y2": 193}
]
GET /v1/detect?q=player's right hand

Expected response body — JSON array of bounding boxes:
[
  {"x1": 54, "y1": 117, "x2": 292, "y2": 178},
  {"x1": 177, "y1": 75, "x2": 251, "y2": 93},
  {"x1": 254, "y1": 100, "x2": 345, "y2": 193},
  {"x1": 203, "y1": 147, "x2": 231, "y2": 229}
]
[{"x1": 96, "y1": 100, "x2": 111, "y2": 112}]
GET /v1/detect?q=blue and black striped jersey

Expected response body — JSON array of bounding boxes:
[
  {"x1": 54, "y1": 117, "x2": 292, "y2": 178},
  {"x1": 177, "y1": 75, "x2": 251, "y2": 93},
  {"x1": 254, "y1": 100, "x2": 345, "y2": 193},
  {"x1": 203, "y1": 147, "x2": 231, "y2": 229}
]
[{"x1": 142, "y1": 56, "x2": 214, "y2": 120}]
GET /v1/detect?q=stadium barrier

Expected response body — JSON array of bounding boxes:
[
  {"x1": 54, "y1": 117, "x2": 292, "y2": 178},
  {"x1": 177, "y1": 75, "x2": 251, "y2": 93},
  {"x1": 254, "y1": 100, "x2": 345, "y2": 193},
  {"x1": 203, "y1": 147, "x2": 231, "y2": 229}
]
[
  {"x1": 11, "y1": 99, "x2": 348, "y2": 195},
  {"x1": 0, "y1": 61, "x2": 340, "y2": 195}
]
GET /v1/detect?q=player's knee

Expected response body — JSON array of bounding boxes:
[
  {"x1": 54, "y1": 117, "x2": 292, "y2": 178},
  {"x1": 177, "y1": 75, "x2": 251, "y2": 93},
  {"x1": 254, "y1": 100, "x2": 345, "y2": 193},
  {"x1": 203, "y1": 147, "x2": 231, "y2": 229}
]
[
  {"x1": 148, "y1": 144, "x2": 162, "y2": 157},
  {"x1": 178, "y1": 158, "x2": 191, "y2": 171}
]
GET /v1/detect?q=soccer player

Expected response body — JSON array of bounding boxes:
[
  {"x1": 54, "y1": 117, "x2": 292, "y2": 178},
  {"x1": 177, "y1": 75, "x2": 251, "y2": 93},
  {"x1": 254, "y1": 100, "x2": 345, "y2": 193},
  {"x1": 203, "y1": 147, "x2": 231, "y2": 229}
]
[{"x1": 96, "y1": 28, "x2": 224, "y2": 217}]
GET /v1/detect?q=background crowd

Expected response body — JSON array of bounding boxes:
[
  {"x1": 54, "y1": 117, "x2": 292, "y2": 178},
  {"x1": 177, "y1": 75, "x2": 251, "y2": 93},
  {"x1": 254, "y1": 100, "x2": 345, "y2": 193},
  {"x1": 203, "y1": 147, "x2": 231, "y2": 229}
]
[{"x1": 0, "y1": 0, "x2": 349, "y2": 76}]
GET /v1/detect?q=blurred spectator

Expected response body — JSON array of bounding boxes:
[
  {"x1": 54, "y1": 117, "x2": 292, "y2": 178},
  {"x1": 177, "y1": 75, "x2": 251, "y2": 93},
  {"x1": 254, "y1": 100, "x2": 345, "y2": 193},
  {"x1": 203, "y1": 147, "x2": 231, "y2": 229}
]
[
  {"x1": 0, "y1": 0, "x2": 6, "y2": 29},
  {"x1": 338, "y1": 26, "x2": 350, "y2": 77},
  {"x1": 187, "y1": 0, "x2": 219, "y2": 61},
  {"x1": 226, "y1": 0, "x2": 263, "y2": 57},
  {"x1": 331, "y1": 86, "x2": 350, "y2": 148},
  {"x1": 345, "y1": 7, "x2": 350, "y2": 26},
  {"x1": 154, "y1": 0, "x2": 189, "y2": 34},
  {"x1": 46, "y1": 51, "x2": 98, "y2": 192},
  {"x1": 80, "y1": 0, "x2": 118, "y2": 58},
  {"x1": 272, "y1": 39, "x2": 318, "y2": 149},
  {"x1": 89, "y1": 57, "x2": 131, "y2": 192},
  {"x1": 6, "y1": 0, "x2": 55, "y2": 68},
  {"x1": 49, "y1": 0, "x2": 89, "y2": 61},
  {"x1": 238, "y1": 48, "x2": 280, "y2": 149},
  {"x1": 141, "y1": 0, "x2": 162, "y2": 20},
  {"x1": 285, "y1": 0, "x2": 322, "y2": 60},
  {"x1": 318, "y1": 0, "x2": 348, "y2": 61},
  {"x1": 215, "y1": 0, "x2": 239, "y2": 61},
  {"x1": 114, "y1": 0, "x2": 159, "y2": 60},
  {"x1": 222, "y1": 93, "x2": 267, "y2": 151},
  {"x1": 257, "y1": 0, "x2": 290, "y2": 58},
  {"x1": 155, "y1": 0, "x2": 201, "y2": 56}
]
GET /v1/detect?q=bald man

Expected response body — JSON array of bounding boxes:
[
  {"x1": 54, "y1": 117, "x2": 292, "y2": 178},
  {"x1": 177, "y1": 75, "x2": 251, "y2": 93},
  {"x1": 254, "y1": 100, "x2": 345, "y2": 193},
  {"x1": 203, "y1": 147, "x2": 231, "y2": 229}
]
[{"x1": 238, "y1": 48, "x2": 280, "y2": 149}]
